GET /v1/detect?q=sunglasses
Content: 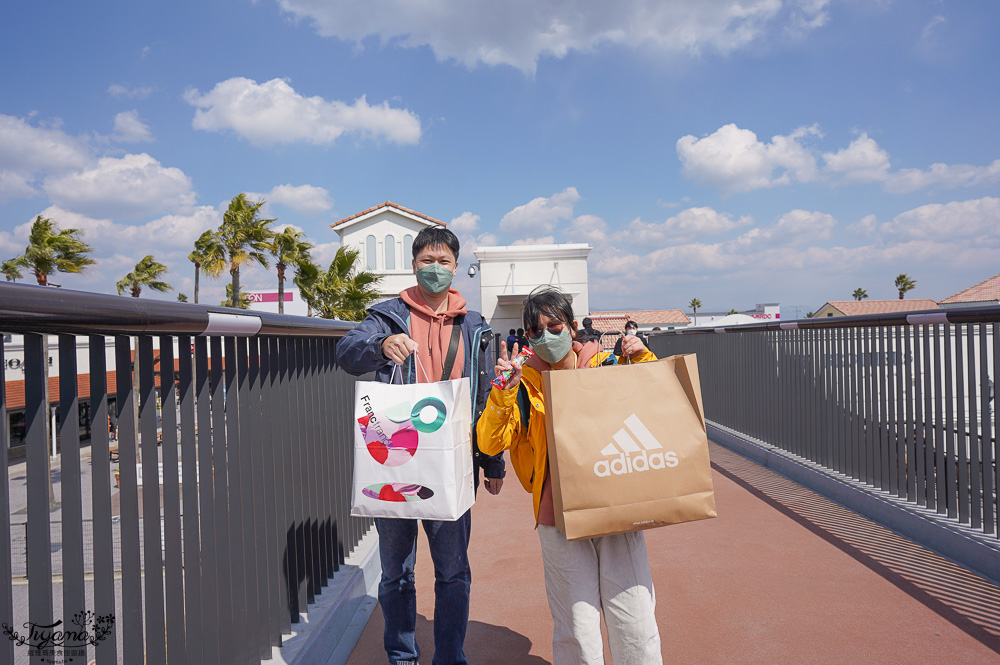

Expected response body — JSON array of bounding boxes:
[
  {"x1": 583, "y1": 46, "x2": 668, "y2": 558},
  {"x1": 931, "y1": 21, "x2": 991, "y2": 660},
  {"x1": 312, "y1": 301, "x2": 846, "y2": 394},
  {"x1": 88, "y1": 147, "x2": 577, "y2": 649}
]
[{"x1": 527, "y1": 321, "x2": 566, "y2": 339}]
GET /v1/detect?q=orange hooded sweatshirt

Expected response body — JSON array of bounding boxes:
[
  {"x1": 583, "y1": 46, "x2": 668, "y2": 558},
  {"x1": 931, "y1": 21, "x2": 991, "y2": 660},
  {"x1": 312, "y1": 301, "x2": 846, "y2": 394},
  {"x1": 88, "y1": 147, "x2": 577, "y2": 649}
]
[{"x1": 400, "y1": 285, "x2": 467, "y2": 383}]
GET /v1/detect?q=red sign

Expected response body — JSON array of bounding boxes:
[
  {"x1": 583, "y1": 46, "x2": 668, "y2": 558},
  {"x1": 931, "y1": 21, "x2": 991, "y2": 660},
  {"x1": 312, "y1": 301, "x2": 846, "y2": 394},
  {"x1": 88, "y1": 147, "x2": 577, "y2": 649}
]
[{"x1": 248, "y1": 292, "x2": 293, "y2": 303}]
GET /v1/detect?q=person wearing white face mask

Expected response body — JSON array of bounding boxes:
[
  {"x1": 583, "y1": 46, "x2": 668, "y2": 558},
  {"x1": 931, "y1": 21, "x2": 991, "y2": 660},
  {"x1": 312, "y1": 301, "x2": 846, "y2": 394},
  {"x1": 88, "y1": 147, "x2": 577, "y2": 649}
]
[
  {"x1": 336, "y1": 226, "x2": 505, "y2": 665},
  {"x1": 476, "y1": 287, "x2": 663, "y2": 665},
  {"x1": 613, "y1": 320, "x2": 645, "y2": 356}
]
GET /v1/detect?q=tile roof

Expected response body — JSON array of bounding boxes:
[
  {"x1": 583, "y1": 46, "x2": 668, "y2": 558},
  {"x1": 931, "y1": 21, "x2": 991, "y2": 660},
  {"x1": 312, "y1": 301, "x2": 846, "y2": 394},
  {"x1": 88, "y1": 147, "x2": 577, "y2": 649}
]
[
  {"x1": 330, "y1": 201, "x2": 444, "y2": 229},
  {"x1": 940, "y1": 273, "x2": 1000, "y2": 304},
  {"x1": 823, "y1": 299, "x2": 939, "y2": 316},
  {"x1": 4, "y1": 371, "x2": 119, "y2": 411}
]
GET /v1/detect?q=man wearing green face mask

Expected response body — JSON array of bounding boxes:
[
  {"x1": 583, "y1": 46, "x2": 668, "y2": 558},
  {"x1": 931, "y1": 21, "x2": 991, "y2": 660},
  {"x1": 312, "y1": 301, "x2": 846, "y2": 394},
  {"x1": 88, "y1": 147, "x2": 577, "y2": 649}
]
[{"x1": 336, "y1": 226, "x2": 505, "y2": 665}]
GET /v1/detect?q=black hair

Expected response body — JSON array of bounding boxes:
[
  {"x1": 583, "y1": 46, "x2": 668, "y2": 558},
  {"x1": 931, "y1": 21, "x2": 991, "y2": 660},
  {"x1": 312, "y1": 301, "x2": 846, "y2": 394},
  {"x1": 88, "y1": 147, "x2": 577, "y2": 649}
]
[
  {"x1": 508, "y1": 328, "x2": 516, "y2": 335},
  {"x1": 625, "y1": 320, "x2": 638, "y2": 330},
  {"x1": 523, "y1": 286, "x2": 578, "y2": 335},
  {"x1": 412, "y1": 226, "x2": 459, "y2": 260},
  {"x1": 516, "y1": 328, "x2": 524, "y2": 336},
  {"x1": 582, "y1": 317, "x2": 593, "y2": 327}
]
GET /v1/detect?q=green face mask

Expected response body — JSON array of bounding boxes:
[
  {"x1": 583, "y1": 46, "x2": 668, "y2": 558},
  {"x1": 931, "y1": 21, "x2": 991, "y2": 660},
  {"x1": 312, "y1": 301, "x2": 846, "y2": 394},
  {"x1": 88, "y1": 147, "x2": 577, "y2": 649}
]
[
  {"x1": 415, "y1": 263, "x2": 454, "y2": 296},
  {"x1": 528, "y1": 327, "x2": 573, "y2": 364}
]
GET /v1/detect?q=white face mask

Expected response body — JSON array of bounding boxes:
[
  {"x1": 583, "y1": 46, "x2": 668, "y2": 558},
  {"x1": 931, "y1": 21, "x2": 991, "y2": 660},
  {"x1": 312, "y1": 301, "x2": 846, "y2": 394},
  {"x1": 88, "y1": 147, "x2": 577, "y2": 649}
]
[{"x1": 626, "y1": 329, "x2": 637, "y2": 336}]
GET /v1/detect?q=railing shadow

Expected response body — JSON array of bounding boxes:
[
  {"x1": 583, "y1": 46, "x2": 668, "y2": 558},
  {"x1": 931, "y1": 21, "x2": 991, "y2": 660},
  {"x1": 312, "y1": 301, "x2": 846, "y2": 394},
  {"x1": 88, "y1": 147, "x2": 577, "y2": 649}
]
[{"x1": 709, "y1": 446, "x2": 1000, "y2": 653}]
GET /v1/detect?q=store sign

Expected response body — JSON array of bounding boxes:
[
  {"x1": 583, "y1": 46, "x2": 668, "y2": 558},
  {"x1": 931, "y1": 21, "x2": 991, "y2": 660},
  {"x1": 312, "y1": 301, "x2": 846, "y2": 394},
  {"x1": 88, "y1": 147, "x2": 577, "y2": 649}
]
[{"x1": 248, "y1": 292, "x2": 293, "y2": 303}]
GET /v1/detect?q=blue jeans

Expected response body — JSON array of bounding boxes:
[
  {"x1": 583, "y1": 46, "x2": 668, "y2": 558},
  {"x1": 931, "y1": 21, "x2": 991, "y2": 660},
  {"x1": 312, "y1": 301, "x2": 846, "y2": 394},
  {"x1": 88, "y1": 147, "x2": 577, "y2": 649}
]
[{"x1": 375, "y1": 510, "x2": 472, "y2": 665}]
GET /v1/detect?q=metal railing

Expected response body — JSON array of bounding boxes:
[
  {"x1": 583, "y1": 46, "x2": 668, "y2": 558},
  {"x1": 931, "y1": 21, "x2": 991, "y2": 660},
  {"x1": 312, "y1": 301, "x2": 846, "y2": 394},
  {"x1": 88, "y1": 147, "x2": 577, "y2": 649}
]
[
  {"x1": 647, "y1": 306, "x2": 1000, "y2": 541},
  {"x1": 1, "y1": 282, "x2": 370, "y2": 665}
]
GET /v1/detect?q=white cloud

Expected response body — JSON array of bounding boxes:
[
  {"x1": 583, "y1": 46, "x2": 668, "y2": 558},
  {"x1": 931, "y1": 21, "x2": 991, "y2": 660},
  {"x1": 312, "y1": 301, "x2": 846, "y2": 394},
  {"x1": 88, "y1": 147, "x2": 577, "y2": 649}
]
[
  {"x1": 256, "y1": 184, "x2": 334, "y2": 214},
  {"x1": 311, "y1": 240, "x2": 343, "y2": 268},
  {"x1": 676, "y1": 123, "x2": 821, "y2": 195},
  {"x1": 112, "y1": 110, "x2": 153, "y2": 143},
  {"x1": 848, "y1": 213, "x2": 879, "y2": 236},
  {"x1": 917, "y1": 14, "x2": 947, "y2": 55},
  {"x1": 680, "y1": 123, "x2": 1000, "y2": 195},
  {"x1": 22, "y1": 205, "x2": 219, "y2": 252},
  {"x1": 107, "y1": 84, "x2": 154, "y2": 100},
  {"x1": 568, "y1": 214, "x2": 608, "y2": 243},
  {"x1": 43, "y1": 153, "x2": 196, "y2": 220},
  {"x1": 821, "y1": 133, "x2": 890, "y2": 182},
  {"x1": 0, "y1": 170, "x2": 38, "y2": 199},
  {"x1": 184, "y1": 77, "x2": 422, "y2": 146},
  {"x1": 879, "y1": 196, "x2": 1000, "y2": 243},
  {"x1": 500, "y1": 187, "x2": 580, "y2": 233},
  {"x1": 448, "y1": 211, "x2": 497, "y2": 253},
  {"x1": 449, "y1": 211, "x2": 481, "y2": 234},
  {"x1": 628, "y1": 207, "x2": 752, "y2": 244},
  {"x1": 277, "y1": 0, "x2": 830, "y2": 73},
  {"x1": 0, "y1": 114, "x2": 90, "y2": 175},
  {"x1": 734, "y1": 209, "x2": 836, "y2": 248},
  {"x1": 884, "y1": 160, "x2": 1000, "y2": 194}
]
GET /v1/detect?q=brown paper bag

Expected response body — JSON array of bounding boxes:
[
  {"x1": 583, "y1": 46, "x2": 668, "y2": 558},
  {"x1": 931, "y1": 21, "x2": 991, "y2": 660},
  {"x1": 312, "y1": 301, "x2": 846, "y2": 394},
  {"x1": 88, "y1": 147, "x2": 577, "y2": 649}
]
[{"x1": 542, "y1": 353, "x2": 717, "y2": 540}]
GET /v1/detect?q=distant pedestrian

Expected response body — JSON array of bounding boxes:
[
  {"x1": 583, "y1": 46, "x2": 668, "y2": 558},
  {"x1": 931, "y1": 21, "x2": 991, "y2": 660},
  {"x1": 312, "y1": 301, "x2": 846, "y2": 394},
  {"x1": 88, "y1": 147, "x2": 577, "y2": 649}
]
[
  {"x1": 614, "y1": 320, "x2": 646, "y2": 356},
  {"x1": 506, "y1": 328, "x2": 518, "y2": 349},
  {"x1": 516, "y1": 327, "x2": 530, "y2": 350},
  {"x1": 578, "y1": 317, "x2": 600, "y2": 344}
]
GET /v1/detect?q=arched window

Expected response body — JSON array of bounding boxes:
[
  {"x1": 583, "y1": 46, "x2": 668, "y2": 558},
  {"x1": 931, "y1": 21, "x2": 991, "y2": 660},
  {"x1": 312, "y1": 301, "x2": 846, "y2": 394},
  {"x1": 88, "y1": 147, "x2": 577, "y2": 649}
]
[
  {"x1": 403, "y1": 234, "x2": 413, "y2": 263},
  {"x1": 384, "y1": 234, "x2": 396, "y2": 270},
  {"x1": 366, "y1": 235, "x2": 377, "y2": 270}
]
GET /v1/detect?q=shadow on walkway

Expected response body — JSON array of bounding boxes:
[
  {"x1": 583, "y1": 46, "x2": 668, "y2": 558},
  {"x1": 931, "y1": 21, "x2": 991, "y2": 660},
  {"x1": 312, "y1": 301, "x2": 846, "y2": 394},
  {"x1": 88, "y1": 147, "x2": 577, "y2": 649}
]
[{"x1": 347, "y1": 442, "x2": 1000, "y2": 664}]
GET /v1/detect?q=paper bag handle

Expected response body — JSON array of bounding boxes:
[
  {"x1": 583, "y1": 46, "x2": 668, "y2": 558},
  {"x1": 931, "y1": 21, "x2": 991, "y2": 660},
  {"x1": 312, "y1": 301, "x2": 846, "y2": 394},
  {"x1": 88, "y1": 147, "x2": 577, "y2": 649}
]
[{"x1": 389, "y1": 347, "x2": 431, "y2": 385}]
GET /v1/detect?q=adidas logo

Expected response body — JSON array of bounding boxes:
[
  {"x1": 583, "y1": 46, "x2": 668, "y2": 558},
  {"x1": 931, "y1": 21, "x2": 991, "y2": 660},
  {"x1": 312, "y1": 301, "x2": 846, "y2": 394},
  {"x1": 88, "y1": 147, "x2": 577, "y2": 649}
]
[{"x1": 593, "y1": 414, "x2": 679, "y2": 477}]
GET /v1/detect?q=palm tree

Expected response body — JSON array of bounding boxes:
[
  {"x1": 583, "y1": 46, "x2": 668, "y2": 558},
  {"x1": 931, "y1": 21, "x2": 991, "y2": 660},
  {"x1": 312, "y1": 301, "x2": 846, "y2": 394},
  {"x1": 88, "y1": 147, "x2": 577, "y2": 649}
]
[
  {"x1": 116, "y1": 255, "x2": 172, "y2": 298},
  {"x1": 218, "y1": 193, "x2": 275, "y2": 308},
  {"x1": 1, "y1": 258, "x2": 22, "y2": 281},
  {"x1": 188, "y1": 229, "x2": 226, "y2": 304},
  {"x1": 293, "y1": 259, "x2": 320, "y2": 317},
  {"x1": 268, "y1": 227, "x2": 315, "y2": 314},
  {"x1": 894, "y1": 274, "x2": 916, "y2": 300},
  {"x1": 8, "y1": 215, "x2": 93, "y2": 509},
  {"x1": 309, "y1": 246, "x2": 383, "y2": 321},
  {"x1": 689, "y1": 298, "x2": 702, "y2": 326},
  {"x1": 222, "y1": 283, "x2": 253, "y2": 309},
  {"x1": 9, "y1": 215, "x2": 95, "y2": 286},
  {"x1": 177, "y1": 293, "x2": 189, "y2": 302},
  {"x1": 852, "y1": 288, "x2": 869, "y2": 301}
]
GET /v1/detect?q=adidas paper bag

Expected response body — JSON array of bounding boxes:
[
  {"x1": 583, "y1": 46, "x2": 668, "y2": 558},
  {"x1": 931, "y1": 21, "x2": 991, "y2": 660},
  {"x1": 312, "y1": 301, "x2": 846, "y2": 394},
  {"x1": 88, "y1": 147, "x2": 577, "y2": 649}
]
[
  {"x1": 350, "y1": 376, "x2": 475, "y2": 521},
  {"x1": 542, "y1": 353, "x2": 717, "y2": 540}
]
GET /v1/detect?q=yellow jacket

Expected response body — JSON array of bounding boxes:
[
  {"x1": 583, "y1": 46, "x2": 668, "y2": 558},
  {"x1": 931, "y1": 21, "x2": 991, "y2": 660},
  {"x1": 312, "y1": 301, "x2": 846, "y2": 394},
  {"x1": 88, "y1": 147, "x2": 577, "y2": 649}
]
[{"x1": 476, "y1": 346, "x2": 657, "y2": 524}]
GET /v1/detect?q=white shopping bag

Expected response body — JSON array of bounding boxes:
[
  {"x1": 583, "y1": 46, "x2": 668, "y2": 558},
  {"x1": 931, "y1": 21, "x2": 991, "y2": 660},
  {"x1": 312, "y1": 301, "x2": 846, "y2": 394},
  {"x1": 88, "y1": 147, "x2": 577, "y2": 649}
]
[{"x1": 350, "y1": 367, "x2": 475, "y2": 521}]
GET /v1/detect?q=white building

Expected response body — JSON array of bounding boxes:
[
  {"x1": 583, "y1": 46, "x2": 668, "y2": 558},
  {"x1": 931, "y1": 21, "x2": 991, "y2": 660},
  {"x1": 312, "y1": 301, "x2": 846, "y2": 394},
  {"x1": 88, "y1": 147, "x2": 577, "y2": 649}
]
[
  {"x1": 472, "y1": 244, "x2": 592, "y2": 335},
  {"x1": 329, "y1": 201, "x2": 446, "y2": 301},
  {"x1": 691, "y1": 303, "x2": 781, "y2": 327}
]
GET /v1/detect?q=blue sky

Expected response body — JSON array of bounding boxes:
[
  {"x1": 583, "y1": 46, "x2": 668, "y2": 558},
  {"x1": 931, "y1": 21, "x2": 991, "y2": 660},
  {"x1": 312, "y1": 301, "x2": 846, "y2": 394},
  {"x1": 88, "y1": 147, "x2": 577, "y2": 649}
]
[{"x1": 1, "y1": 0, "x2": 999, "y2": 317}]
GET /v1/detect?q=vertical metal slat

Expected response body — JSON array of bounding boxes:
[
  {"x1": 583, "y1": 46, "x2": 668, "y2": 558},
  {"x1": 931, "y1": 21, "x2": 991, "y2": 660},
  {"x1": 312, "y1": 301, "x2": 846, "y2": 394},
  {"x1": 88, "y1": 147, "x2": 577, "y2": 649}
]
[
  {"x1": 115, "y1": 335, "x2": 145, "y2": 662},
  {"x1": 88, "y1": 336, "x2": 118, "y2": 664},
  {"x1": 58, "y1": 335, "x2": 86, "y2": 645},
  {"x1": 178, "y1": 336, "x2": 203, "y2": 663},
  {"x1": 159, "y1": 337, "x2": 186, "y2": 664},
  {"x1": 138, "y1": 337, "x2": 166, "y2": 665}
]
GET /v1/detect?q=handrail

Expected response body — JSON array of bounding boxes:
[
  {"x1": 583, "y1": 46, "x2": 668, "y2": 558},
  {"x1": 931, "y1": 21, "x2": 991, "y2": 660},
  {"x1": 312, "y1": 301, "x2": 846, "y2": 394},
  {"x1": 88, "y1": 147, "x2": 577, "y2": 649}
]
[
  {"x1": 659, "y1": 304, "x2": 1000, "y2": 335},
  {"x1": 0, "y1": 282, "x2": 356, "y2": 337}
]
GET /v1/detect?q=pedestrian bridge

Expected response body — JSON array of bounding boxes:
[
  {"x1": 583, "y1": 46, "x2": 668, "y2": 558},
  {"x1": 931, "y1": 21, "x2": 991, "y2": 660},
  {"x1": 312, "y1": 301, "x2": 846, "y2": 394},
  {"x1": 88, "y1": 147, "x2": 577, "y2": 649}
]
[{"x1": 1, "y1": 282, "x2": 999, "y2": 664}]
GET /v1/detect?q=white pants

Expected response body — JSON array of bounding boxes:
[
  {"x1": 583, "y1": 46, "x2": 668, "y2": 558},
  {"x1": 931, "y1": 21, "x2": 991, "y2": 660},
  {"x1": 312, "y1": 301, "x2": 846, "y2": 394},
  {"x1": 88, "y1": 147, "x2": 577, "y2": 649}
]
[{"x1": 537, "y1": 525, "x2": 663, "y2": 665}]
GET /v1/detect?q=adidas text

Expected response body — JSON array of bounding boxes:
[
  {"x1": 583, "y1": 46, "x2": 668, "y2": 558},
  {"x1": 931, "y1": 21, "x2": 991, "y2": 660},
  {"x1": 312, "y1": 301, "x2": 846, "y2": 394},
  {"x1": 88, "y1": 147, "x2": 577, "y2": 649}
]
[{"x1": 593, "y1": 449, "x2": 679, "y2": 477}]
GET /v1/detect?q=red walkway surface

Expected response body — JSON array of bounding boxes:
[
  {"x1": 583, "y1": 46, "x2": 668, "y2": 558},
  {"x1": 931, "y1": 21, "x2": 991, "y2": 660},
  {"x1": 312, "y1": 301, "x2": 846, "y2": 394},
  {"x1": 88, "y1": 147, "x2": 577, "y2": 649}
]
[{"x1": 346, "y1": 442, "x2": 1000, "y2": 664}]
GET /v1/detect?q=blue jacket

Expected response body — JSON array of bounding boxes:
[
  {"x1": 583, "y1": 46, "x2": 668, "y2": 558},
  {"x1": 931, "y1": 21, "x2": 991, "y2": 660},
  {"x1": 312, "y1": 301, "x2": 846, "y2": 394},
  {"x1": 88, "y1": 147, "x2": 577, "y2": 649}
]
[{"x1": 335, "y1": 296, "x2": 505, "y2": 483}]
